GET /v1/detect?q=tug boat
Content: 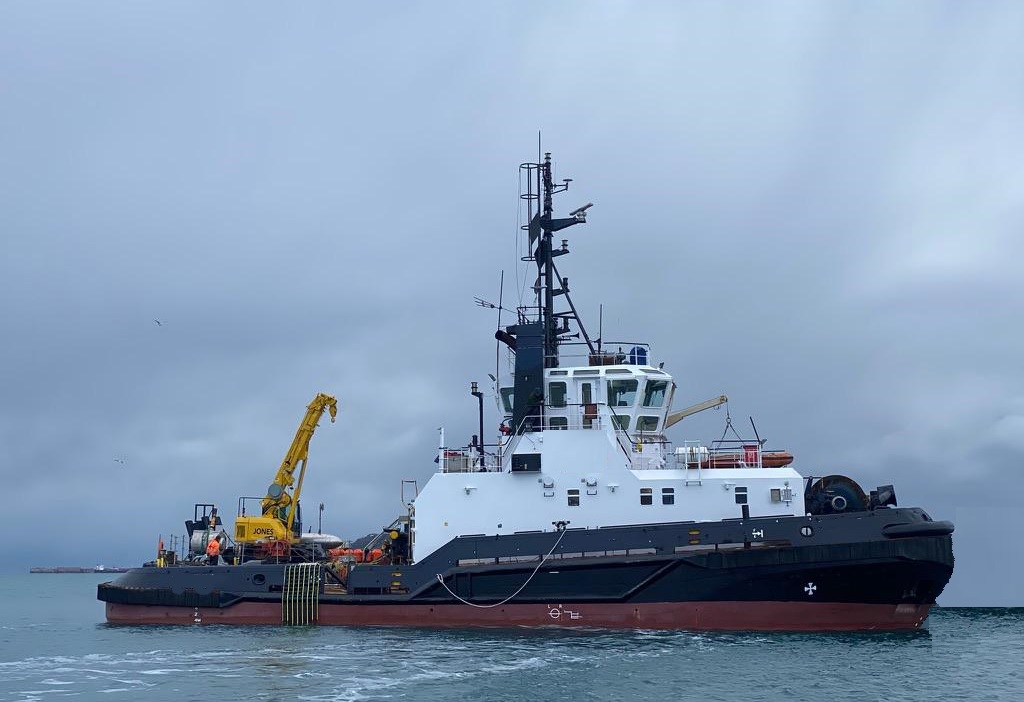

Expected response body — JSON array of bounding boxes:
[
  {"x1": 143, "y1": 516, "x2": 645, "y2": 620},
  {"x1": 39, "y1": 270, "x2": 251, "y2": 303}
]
[{"x1": 98, "y1": 152, "x2": 954, "y2": 630}]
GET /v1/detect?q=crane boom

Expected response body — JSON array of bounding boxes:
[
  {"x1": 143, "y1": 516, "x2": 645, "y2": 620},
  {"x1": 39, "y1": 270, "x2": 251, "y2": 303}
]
[
  {"x1": 263, "y1": 393, "x2": 338, "y2": 532},
  {"x1": 664, "y1": 394, "x2": 728, "y2": 429},
  {"x1": 234, "y1": 393, "x2": 338, "y2": 545}
]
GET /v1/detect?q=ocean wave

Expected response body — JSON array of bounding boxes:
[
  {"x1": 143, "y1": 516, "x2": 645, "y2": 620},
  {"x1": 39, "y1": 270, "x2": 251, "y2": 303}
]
[{"x1": 480, "y1": 655, "x2": 548, "y2": 673}]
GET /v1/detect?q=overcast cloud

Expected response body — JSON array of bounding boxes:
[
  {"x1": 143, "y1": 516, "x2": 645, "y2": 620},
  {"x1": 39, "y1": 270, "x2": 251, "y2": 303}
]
[{"x1": 2, "y1": 2, "x2": 1022, "y2": 606}]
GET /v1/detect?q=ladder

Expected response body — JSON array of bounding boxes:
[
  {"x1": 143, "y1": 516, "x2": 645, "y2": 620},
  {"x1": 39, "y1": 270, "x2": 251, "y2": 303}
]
[{"x1": 282, "y1": 563, "x2": 321, "y2": 625}]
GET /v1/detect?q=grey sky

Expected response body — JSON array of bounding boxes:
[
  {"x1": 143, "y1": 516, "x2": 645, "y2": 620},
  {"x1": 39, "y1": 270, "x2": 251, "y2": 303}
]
[{"x1": 2, "y1": 2, "x2": 1021, "y2": 605}]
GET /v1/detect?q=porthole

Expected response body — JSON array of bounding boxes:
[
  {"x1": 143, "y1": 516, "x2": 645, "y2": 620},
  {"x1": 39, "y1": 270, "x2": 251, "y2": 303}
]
[
  {"x1": 253, "y1": 574, "x2": 266, "y2": 585},
  {"x1": 800, "y1": 526, "x2": 813, "y2": 537}
]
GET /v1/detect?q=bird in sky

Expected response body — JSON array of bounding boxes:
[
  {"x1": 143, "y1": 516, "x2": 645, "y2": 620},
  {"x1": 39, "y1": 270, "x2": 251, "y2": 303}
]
[
  {"x1": 153, "y1": 319, "x2": 163, "y2": 326},
  {"x1": 113, "y1": 457, "x2": 126, "y2": 465}
]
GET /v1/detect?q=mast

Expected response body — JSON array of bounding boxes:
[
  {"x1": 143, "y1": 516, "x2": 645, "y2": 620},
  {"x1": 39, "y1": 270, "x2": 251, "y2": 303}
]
[
  {"x1": 534, "y1": 152, "x2": 592, "y2": 367},
  {"x1": 541, "y1": 154, "x2": 556, "y2": 367},
  {"x1": 502, "y1": 149, "x2": 593, "y2": 436}
]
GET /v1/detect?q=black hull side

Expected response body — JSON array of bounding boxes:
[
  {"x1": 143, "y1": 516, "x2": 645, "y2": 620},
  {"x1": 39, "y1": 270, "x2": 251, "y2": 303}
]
[{"x1": 427, "y1": 535, "x2": 952, "y2": 606}]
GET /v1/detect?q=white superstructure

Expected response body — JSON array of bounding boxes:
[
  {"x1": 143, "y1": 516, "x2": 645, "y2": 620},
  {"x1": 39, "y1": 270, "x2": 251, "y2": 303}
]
[{"x1": 411, "y1": 364, "x2": 802, "y2": 562}]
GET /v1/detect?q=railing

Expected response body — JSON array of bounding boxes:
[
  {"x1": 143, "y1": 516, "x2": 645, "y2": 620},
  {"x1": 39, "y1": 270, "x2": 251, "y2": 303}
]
[
  {"x1": 442, "y1": 404, "x2": 777, "y2": 475},
  {"x1": 541, "y1": 403, "x2": 605, "y2": 431},
  {"x1": 543, "y1": 341, "x2": 654, "y2": 368},
  {"x1": 439, "y1": 436, "x2": 775, "y2": 476},
  {"x1": 680, "y1": 440, "x2": 764, "y2": 470},
  {"x1": 628, "y1": 440, "x2": 771, "y2": 472},
  {"x1": 439, "y1": 448, "x2": 502, "y2": 473}
]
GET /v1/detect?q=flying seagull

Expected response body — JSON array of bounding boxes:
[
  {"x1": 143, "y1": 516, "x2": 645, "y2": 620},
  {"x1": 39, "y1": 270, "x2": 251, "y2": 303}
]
[
  {"x1": 153, "y1": 319, "x2": 163, "y2": 326},
  {"x1": 113, "y1": 457, "x2": 126, "y2": 465}
]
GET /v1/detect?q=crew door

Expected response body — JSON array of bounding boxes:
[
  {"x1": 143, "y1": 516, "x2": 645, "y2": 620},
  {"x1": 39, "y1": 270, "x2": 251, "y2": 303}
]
[{"x1": 580, "y1": 381, "x2": 597, "y2": 429}]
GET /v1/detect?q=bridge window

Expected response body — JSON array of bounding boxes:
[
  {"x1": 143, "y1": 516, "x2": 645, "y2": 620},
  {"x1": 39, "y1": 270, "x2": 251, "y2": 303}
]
[
  {"x1": 549, "y1": 417, "x2": 568, "y2": 430},
  {"x1": 611, "y1": 415, "x2": 630, "y2": 431},
  {"x1": 640, "y1": 487, "x2": 653, "y2": 505},
  {"x1": 636, "y1": 416, "x2": 659, "y2": 432},
  {"x1": 662, "y1": 487, "x2": 675, "y2": 505},
  {"x1": 567, "y1": 489, "x2": 580, "y2": 507},
  {"x1": 500, "y1": 387, "x2": 514, "y2": 413},
  {"x1": 642, "y1": 380, "x2": 669, "y2": 407},
  {"x1": 548, "y1": 382, "x2": 567, "y2": 408},
  {"x1": 607, "y1": 379, "x2": 639, "y2": 407}
]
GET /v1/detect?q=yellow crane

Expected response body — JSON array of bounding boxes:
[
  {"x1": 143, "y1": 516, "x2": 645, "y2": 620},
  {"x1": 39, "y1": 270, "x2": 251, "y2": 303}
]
[{"x1": 234, "y1": 393, "x2": 338, "y2": 544}]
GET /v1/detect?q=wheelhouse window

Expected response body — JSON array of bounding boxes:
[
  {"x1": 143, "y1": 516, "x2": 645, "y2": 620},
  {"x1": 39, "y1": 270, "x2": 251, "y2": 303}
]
[
  {"x1": 548, "y1": 382, "x2": 567, "y2": 408},
  {"x1": 500, "y1": 387, "x2": 515, "y2": 413},
  {"x1": 567, "y1": 489, "x2": 580, "y2": 507},
  {"x1": 549, "y1": 417, "x2": 568, "y2": 430},
  {"x1": 636, "y1": 416, "x2": 659, "y2": 433},
  {"x1": 662, "y1": 487, "x2": 675, "y2": 505},
  {"x1": 607, "y1": 379, "x2": 639, "y2": 407},
  {"x1": 640, "y1": 487, "x2": 653, "y2": 505},
  {"x1": 642, "y1": 380, "x2": 669, "y2": 408},
  {"x1": 611, "y1": 414, "x2": 630, "y2": 431}
]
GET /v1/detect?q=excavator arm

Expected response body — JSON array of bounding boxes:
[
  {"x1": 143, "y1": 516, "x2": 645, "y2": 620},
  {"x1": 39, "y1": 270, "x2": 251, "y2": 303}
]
[
  {"x1": 261, "y1": 393, "x2": 338, "y2": 529},
  {"x1": 665, "y1": 394, "x2": 728, "y2": 429},
  {"x1": 234, "y1": 393, "x2": 338, "y2": 545}
]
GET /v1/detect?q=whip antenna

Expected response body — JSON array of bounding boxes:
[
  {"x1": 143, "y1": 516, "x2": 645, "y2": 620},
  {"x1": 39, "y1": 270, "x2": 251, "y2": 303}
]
[{"x1": 495, "y1": 270, "x2": 504, "y2": 382}]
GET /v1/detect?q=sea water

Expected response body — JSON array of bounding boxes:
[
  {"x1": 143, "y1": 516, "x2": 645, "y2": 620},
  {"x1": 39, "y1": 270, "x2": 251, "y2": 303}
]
[{"x1": 0, "y1": 573, "x2": 1020, "y2": 702}]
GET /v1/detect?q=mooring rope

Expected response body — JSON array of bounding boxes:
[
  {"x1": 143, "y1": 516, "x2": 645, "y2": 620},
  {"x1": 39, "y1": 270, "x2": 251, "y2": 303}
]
[{"x1": 435, "y1": 528, "x2": 568, "y2": 608}]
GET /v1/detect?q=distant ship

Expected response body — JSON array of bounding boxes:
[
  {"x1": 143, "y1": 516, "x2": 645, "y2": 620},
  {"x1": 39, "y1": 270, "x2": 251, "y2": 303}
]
[
  {"x1": 32, "y1": 566, "x2": 130, "y2": 573},
  {"x1": 98, "y1": 151, "x2": 954, "y2": 630}
]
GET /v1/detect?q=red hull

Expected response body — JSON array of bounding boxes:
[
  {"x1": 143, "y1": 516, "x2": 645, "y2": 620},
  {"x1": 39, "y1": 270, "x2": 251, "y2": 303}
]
[{"x1": 106, "y1": 600, "x2": 932, "y2": 631}]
